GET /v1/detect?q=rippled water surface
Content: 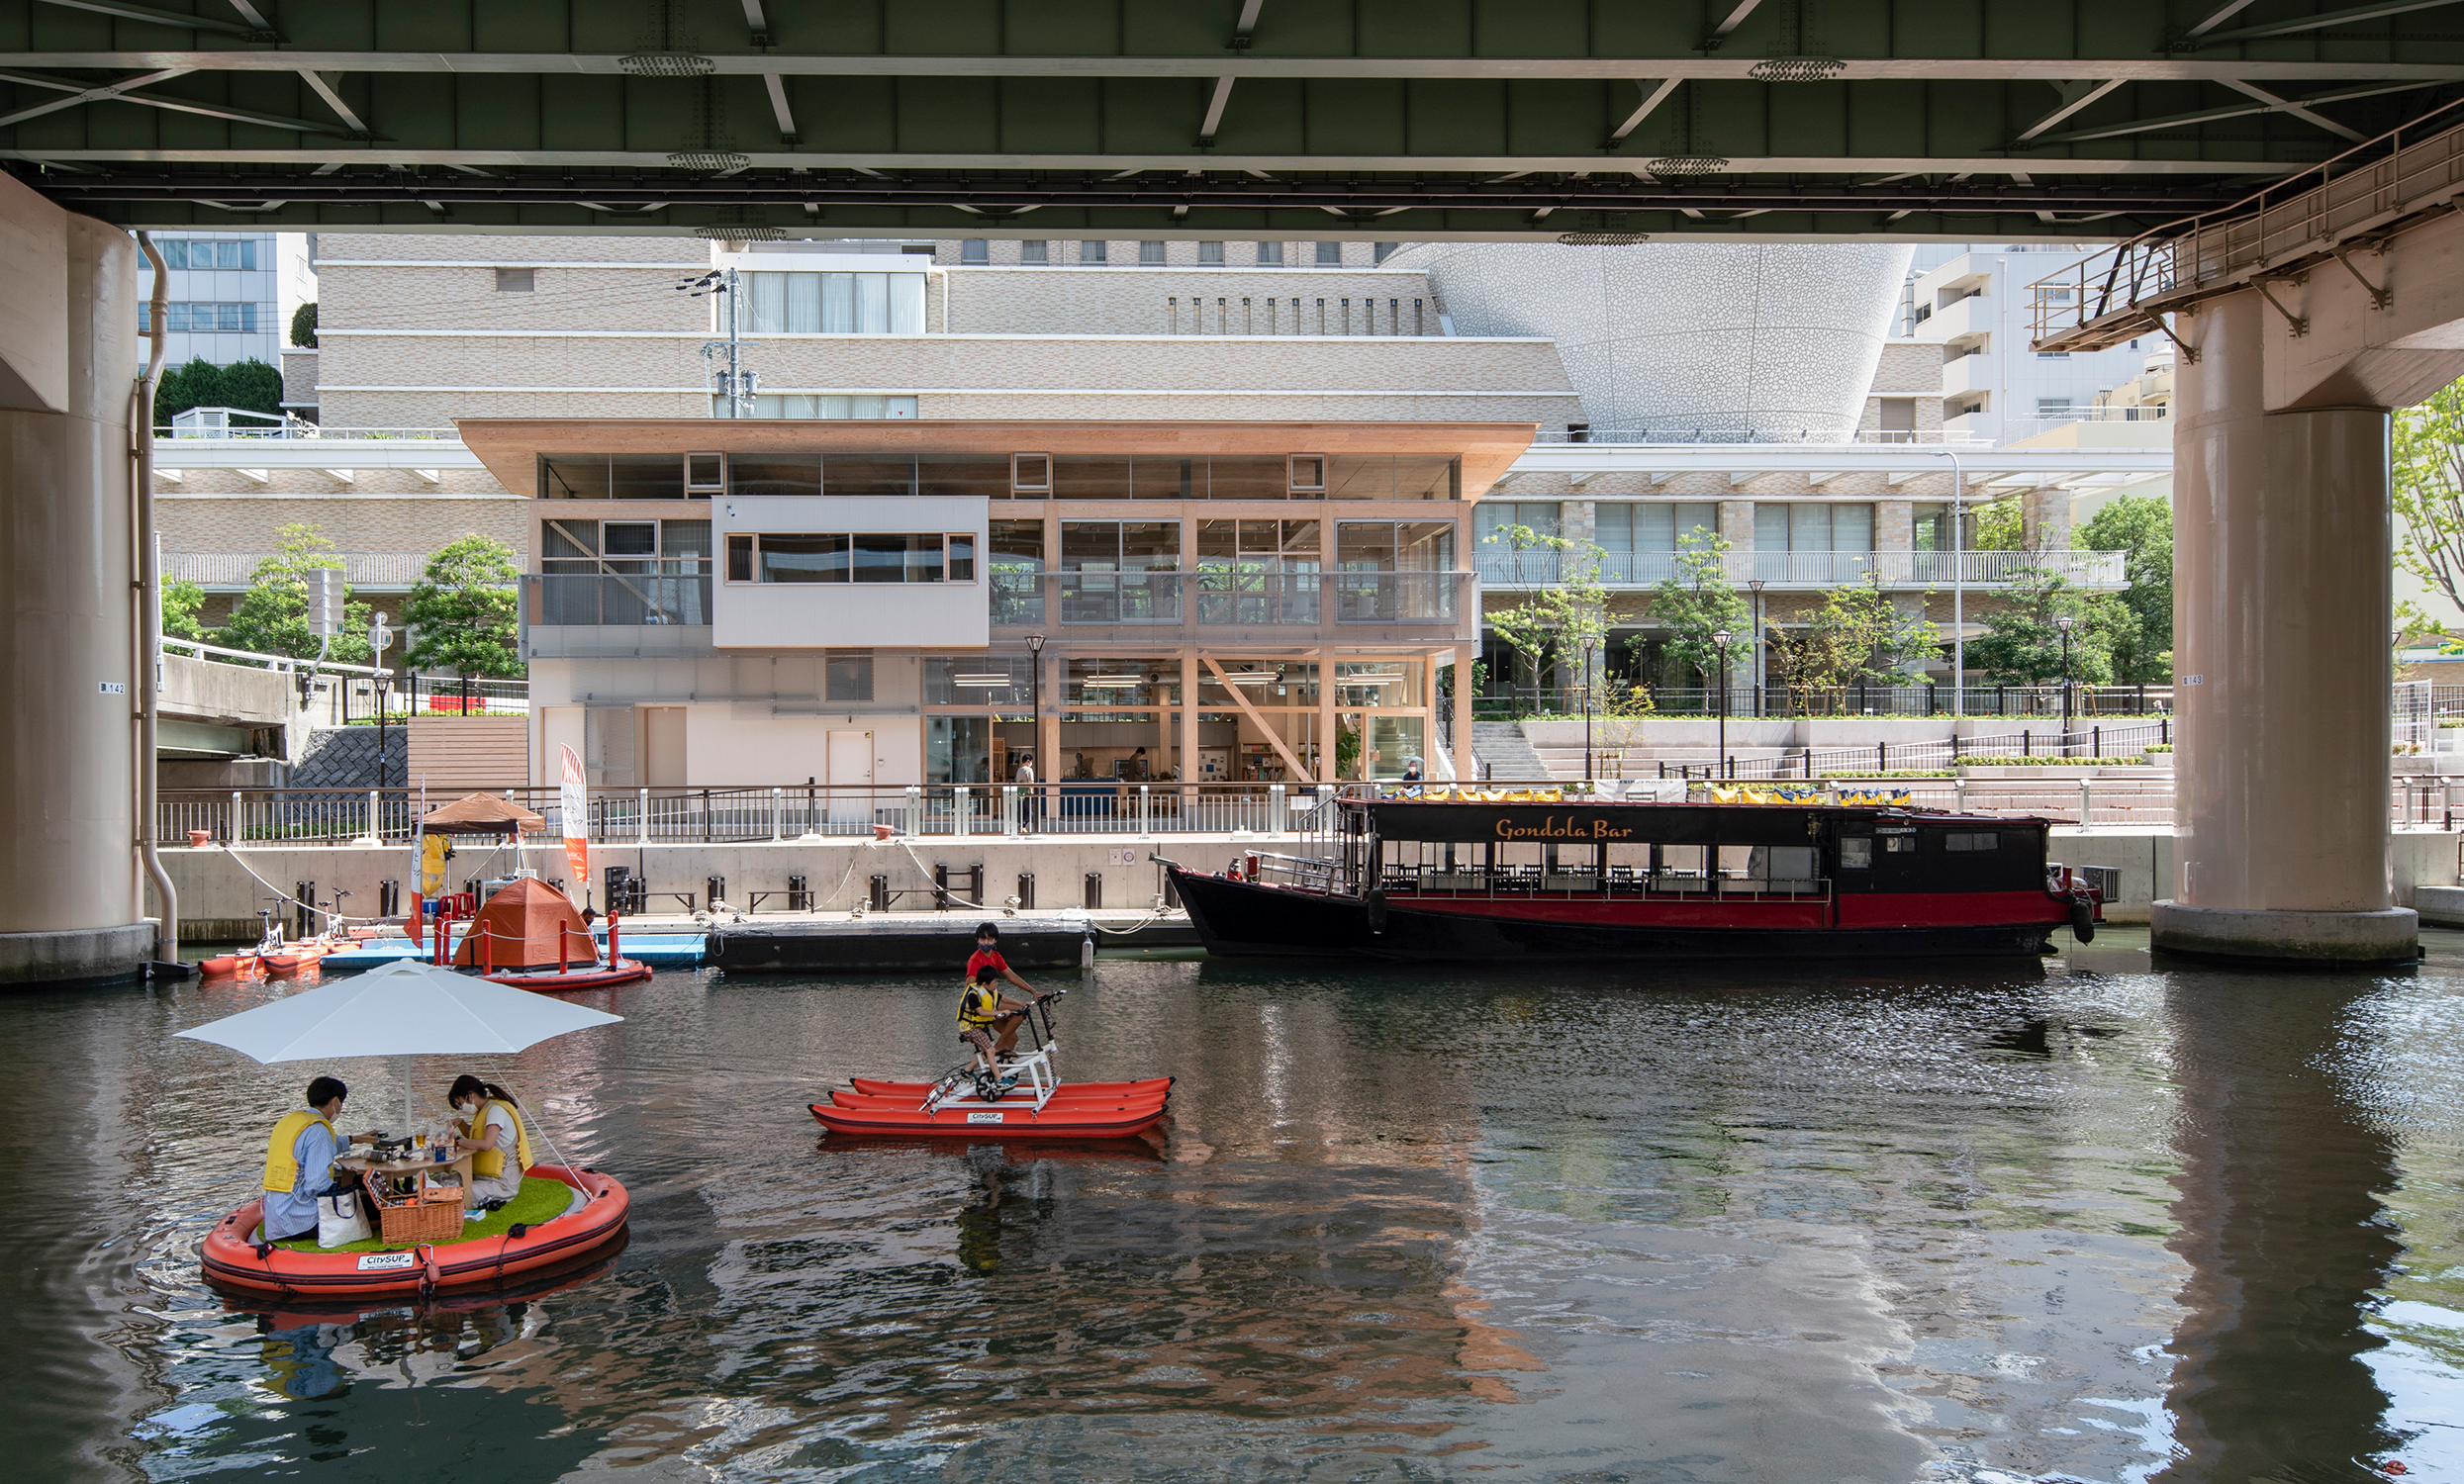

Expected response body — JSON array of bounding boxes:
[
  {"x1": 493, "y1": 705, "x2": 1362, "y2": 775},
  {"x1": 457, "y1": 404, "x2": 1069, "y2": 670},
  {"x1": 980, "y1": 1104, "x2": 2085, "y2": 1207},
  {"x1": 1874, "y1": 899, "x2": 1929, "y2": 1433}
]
[{"x1": 3, "y1": 930, "x2": 2462, "y2": 1482}]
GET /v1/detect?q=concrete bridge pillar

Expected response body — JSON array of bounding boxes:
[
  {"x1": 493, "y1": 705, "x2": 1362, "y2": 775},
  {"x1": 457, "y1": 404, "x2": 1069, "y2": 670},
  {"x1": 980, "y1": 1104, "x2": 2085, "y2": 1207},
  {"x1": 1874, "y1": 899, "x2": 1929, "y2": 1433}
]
[
  {"x1": 2155, "y1": 290, "x2": 2413, "y2": 965},
  {"x1": 0, "y1": 175, "x2": 146, "y2": 985}
]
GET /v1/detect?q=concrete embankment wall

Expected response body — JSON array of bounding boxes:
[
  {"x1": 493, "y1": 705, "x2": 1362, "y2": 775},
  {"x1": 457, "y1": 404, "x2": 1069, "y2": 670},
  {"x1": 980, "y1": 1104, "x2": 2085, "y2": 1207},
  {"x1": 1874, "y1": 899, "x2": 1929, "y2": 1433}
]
[
  {"x1": 151, "y1": 827, "x2": 2463, "y2": 939},
  {"x1": 2050, "y1": 827, "x2": 2460, "y2": 924},
  {"x1": 154, "y1": 833, "x2": 1257, "y2": 940}
]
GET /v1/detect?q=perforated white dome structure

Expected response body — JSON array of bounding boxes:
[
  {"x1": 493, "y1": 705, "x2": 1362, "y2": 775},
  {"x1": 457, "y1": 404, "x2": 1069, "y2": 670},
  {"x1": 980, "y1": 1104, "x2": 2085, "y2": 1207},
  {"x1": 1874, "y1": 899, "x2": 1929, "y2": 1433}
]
[{"x1": 1386, "y1": 241, "x2": 1913, "y2": 441}]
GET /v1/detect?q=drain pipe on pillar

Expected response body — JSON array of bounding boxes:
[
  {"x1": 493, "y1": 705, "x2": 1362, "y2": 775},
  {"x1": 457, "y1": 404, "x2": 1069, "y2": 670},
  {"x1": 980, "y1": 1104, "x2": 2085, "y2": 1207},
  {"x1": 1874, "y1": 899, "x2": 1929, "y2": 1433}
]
[{"x1": 132, "y1": 231, "x2": 181, "y2": 969}]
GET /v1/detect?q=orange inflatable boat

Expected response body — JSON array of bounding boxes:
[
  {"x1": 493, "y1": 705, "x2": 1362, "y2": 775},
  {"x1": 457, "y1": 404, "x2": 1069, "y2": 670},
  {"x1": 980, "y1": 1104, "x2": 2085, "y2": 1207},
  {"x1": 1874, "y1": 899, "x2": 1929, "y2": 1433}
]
[{"x1": 200, "y1": 1163, "x2": 628, "y2": 1301}]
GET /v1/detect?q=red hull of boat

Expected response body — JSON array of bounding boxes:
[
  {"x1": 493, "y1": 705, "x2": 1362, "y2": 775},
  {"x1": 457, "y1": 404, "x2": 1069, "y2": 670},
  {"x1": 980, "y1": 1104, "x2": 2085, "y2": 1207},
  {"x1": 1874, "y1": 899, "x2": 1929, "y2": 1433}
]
[
  {"x1": 200, "y1": 1164, "x2": 629, "y2": 1300},
  {"x1": 809, "y1": 1093, "x2": 1169, "y2": 1139}
]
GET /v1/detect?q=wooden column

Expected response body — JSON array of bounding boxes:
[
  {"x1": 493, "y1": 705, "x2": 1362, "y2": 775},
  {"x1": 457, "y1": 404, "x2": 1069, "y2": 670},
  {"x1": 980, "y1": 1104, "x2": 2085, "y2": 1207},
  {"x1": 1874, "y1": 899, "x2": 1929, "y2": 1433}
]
[{"x1": 1182, "y1": 651, "x2": 1200, "y2": 783}]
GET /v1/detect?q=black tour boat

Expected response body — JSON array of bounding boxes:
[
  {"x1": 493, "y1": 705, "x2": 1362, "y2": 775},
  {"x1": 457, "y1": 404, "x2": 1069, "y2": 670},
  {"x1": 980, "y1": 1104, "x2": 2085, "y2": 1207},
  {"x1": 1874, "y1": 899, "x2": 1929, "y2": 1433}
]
[{"x1": 1163, "y1": 787, "x2": 2102, "y2": 962}]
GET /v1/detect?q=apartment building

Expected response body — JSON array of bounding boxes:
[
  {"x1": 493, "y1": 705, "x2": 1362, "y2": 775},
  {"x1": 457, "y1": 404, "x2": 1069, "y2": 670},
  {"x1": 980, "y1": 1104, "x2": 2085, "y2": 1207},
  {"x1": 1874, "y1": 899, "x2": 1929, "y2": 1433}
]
[
  {"x1": 1902, "y1": 248, "x2": 2164, "y2": 446},
  {"x1": 136, "y1": 230, "x2": 287, "y2": 371},
  {"x1": 459, "y1": 418, "x2": 1507, "y2": 789}
]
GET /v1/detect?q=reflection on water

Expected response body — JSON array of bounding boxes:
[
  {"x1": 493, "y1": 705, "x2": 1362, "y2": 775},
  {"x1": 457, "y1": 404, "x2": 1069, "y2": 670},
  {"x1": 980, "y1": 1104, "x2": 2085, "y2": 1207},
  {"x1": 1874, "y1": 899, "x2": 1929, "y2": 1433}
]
[{"x1": 0, "y1": 933, "x2": 2458, "y2": 1481}]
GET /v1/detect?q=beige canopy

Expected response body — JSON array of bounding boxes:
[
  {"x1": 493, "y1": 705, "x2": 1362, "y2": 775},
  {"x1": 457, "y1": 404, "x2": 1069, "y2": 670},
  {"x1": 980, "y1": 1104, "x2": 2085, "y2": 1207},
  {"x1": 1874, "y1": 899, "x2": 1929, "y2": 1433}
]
[{"x1": 419, "y1": 791, "x2": 546, "y2": 836}]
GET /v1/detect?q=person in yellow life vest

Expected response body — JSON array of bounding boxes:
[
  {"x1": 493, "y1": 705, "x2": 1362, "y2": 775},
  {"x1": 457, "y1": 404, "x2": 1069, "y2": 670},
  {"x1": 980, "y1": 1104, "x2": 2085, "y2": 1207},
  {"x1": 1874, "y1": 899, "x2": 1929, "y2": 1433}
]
[
  {"x1": 445, "y1": 1074, "x2": 532, "y2": 1218},
  {"x1": 958, "y1": 963, "x2": 1044, "y2": 1064},
  {"x1": 261, "y1": 1075, "x2": 376, "y2": 1242}
]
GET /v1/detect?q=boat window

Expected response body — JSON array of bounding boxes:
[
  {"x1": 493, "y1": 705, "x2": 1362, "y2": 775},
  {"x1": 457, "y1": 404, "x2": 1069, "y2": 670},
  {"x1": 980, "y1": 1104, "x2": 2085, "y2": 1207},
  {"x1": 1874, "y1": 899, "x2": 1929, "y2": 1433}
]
[
  {"x1": 1943, "y1": 832, "x2": 2001, "y2": 852},
  {"x1": 1883, "y1": 835, "x2": 1916, "y2": 854},
  {"x1": 1839, "y1": 837, "x2": 1872, "y2": 870}
]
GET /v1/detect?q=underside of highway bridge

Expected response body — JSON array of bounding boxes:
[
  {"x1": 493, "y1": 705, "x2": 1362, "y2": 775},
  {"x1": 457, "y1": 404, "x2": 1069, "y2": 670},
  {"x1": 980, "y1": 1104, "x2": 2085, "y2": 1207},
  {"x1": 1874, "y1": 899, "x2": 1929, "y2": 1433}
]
[{"x1": 8, "y1": 0, "x2": 2464, "y2": 977}]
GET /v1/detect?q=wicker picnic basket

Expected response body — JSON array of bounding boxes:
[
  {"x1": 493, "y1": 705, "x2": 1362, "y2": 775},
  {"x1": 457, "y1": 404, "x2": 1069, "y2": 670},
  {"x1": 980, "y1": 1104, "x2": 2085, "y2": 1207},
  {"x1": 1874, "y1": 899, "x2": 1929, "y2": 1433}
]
[{"x1": 374, "y1": 1179, "x2": 466, "y2": 1243}]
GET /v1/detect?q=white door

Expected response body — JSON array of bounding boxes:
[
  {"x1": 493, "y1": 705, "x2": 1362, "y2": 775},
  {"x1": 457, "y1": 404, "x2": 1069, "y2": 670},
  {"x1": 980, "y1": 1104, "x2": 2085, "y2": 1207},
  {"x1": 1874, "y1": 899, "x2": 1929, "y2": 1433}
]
[{"x1": 826, "y1": 729, "x2": 874, "y2": 827}]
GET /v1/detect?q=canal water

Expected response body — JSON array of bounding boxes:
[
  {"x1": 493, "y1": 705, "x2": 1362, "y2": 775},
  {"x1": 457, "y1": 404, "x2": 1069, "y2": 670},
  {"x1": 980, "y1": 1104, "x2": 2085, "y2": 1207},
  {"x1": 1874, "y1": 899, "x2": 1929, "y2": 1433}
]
[{"x1": 2, "y1": 932, "x2": 2460, "y2": 1483}]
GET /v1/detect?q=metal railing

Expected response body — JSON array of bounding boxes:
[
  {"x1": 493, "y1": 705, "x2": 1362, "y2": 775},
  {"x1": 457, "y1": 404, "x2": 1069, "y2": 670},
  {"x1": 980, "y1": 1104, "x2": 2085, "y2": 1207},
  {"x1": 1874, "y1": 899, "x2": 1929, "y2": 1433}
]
[
  {"x1": 167, "y1": 551, "x2": 434, "y2": 589},
  {"x1": 1527, "y1": 428, "x2": 1993, "y2": 446},
  {"x1": 1476, "y1": 548, "x2": 2127, "y2": 589},
  {"x1": 993, "y1": 569, "x2": 1471, "y2": 638},
  {"x1": 157, "y1": 781, "x2": 1339, "y2": 849},
  {"x1": 154, "y1": 422, "x2": 462, "y2": 441},
  {"x1": 1478, "y1": 683, "x2": 2172, "y2": 721},
  {"x1": 2031, "y1": 103, "x2": 2464, "y2": 351}
]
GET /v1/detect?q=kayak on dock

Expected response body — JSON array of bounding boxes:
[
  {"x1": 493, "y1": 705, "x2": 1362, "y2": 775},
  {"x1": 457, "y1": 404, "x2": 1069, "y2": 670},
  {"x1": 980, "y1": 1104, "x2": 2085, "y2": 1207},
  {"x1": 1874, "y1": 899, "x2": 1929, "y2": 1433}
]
[
  {"x1": 810, "y1": 990, "x2": 1173, "y2": 1140},
  {"x1": 201, "y1": 1163, "x2": 629, "y2": 1301}
]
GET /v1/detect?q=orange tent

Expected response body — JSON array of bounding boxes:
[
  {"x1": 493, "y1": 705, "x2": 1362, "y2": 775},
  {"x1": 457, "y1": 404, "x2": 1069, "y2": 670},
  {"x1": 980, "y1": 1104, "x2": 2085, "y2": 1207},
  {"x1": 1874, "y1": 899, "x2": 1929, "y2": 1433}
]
[{"x1": 452, "y1": 877, "x2": 594, "y2": 970}]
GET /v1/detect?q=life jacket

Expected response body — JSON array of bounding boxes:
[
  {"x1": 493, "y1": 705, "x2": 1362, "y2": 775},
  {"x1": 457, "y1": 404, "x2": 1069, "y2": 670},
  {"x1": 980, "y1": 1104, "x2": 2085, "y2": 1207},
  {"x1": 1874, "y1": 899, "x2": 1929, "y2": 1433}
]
[
  {"x1": 470, "y1": 1097, "x2": 532, "y2": 1179},
  {"x1": 262, "y1": 1109, "x2": 333, "y2": 1193},
  {"x1": 956, "y1": 982, "x2": 1004, "y2": 1028}
]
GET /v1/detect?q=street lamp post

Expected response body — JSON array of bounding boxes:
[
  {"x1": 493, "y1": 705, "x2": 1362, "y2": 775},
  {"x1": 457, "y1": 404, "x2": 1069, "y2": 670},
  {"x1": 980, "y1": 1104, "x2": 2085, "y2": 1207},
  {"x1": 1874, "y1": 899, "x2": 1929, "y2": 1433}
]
[
  {"x1": 1025, "y1": 632, "x2": 1046, "y2": 829},
  {"x1": 1748, "y1": 578, "x2": 1765, "y2": 717},
  {"x1": 2054, "y1": 614, "x2": 2075, "y2": 756},
  {"x1": 1712, "y1": 628, "x2": 1733, "y2": 779},
  {"x1": 1581, "y1": 637, "x2": 1596, "y2": 783}
]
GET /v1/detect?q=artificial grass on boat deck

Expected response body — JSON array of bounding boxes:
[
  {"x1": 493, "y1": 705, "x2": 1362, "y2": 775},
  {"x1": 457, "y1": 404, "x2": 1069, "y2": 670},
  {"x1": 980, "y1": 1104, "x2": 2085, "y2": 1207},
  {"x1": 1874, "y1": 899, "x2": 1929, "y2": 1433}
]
[{"x1": 271, "y1": 1175, "x2": 577, "y2": 1253}]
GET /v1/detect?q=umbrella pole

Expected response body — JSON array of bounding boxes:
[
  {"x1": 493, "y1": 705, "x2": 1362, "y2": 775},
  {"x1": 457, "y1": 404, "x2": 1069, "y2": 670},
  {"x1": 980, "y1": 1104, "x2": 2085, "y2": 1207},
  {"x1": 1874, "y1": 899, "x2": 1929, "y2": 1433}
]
[{"x1": 402, "y1": 1053, "x2": 414, "y2": 1135}]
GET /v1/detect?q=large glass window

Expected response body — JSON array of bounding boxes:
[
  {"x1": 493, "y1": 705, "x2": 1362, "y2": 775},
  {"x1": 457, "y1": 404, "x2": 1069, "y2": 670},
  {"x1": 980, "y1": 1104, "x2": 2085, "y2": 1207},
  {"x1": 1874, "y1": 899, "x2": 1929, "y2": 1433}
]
[
  {"x1": 990, "y1": 519, "x2": 1045, "y2": 625},
  {"x1": 725, "y1": 532, "x2": 974, "y2": 584},
  {"x1": 1475, "y1": 501, "x2": 1560, "y2": 545},
  {"x1": 158, "y1": 238, "x2": 257, "y2": 270},
  {"x1": 534, "y1": 518, "x2": 710, "y2": 624},
  {"x1": 1060, "y1": 521, "x2": 1181, "y2": 623},
  {"x1": 1754, "y1": 503, "x2": 1874, "y2": 552},
  {"x1": 740, "y1": 271, "x2": 926, "y2": 334},
  {"x1": 729, "y1": 458, "x2": 821, "y2": 498}
]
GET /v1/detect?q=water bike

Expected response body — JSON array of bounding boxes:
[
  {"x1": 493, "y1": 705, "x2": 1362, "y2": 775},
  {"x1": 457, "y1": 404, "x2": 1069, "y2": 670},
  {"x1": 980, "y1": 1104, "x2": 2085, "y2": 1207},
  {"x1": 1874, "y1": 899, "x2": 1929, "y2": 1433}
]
[
  {"x1": 200, "y1": 1163, "x2": 629, "y2": 1301},
  {"x1": 809, "y1": 989, "x2": 1173, "y2": 1140}
]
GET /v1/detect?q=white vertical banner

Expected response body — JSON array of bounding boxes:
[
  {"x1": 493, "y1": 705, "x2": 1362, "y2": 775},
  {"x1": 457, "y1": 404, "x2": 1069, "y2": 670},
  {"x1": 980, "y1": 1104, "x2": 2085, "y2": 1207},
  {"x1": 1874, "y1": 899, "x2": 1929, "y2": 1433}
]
[{"x1": 560, "y1": 744, "x2": 591, "y2": 906}]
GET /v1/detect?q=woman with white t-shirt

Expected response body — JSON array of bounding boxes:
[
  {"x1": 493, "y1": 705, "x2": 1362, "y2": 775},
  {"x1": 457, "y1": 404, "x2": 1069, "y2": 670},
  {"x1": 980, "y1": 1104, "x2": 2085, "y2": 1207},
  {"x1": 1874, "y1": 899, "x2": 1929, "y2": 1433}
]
[{"x1": 445, "y1": 1073, "x2": 531, "y2": 1215}]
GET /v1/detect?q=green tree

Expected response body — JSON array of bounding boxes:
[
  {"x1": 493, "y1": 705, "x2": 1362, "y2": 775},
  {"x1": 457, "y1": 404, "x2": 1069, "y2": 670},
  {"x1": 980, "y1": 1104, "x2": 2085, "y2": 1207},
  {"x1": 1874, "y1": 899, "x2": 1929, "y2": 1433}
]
[
  {"x1": 217, "y1": 523, "x2": 372, "y2": 664},
  {"x1": 403, "y1": 534, "x2": 524, "y2": 678},
  {"x1": 2395, "y1": 377, "x2": 2464, "y2": 634},
  {"x1": 1480, "y1": 521, "x2": 1611, "y2": 711},
  {"x1": 1969, "y1": 570, "x2": 2125, "y2": 686},
  {"x1": 1646, "y1": 529, "x2": 1752, "y2": 697},
  {"x1": 1764, "y1": 574, "x2": 1942, "y2": 713},
  {"x1": 2077, "y1": 491, "x2": 2173, "y2": 682},
  {"x1": 290, "y1": 301, "x2": 318, "y2": 348},
  {"x1": 153, "y1": 358, "x2": 222, "y2": 424},
  {"x1": 160, "y1": 579, "x2": 209, "y2": 641},
  {"x1": 219, "y1": 358, "x2": 283, "y2": 417},
  {"x1": 1971, "y1": 496, "x2": 2024, "y2": 551}
]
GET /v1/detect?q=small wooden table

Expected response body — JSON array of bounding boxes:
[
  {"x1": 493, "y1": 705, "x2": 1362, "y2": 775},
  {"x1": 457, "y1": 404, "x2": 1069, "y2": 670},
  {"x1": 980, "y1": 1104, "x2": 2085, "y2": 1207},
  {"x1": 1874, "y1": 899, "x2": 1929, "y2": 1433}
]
[{"x1": 336, "y1": 1147, "x2": 477, "y2": 1202}]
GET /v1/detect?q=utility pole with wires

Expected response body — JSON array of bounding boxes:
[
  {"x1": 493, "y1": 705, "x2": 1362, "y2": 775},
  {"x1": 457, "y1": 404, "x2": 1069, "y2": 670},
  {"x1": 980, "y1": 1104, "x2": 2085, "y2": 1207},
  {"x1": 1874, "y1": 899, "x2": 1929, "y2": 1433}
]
[{"x1": 678, "y1": 265, "x2": 758, "y2": 417}]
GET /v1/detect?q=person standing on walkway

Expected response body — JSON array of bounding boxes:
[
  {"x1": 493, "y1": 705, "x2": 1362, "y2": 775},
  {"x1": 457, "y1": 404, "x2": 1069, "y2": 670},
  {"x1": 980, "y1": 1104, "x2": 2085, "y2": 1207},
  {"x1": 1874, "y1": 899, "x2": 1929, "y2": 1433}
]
[{"x1": 1015, "y1": 753, "x2": 1037, "y2": 834}]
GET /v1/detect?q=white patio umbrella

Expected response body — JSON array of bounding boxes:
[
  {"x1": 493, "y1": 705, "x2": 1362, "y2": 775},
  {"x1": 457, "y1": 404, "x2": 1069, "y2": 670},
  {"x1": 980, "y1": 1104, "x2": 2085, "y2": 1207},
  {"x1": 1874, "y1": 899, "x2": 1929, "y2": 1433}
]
[{"x1": 176, "y1": 958, "x2": 622, "y2": 1133}]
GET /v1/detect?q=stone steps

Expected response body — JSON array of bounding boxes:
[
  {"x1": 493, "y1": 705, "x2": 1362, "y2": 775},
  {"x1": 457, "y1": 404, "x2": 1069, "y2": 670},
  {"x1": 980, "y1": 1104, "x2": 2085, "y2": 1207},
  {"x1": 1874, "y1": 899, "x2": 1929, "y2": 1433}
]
[{"x1": 1468, "y1": 721, "x2": 1553, "y2": 782}]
